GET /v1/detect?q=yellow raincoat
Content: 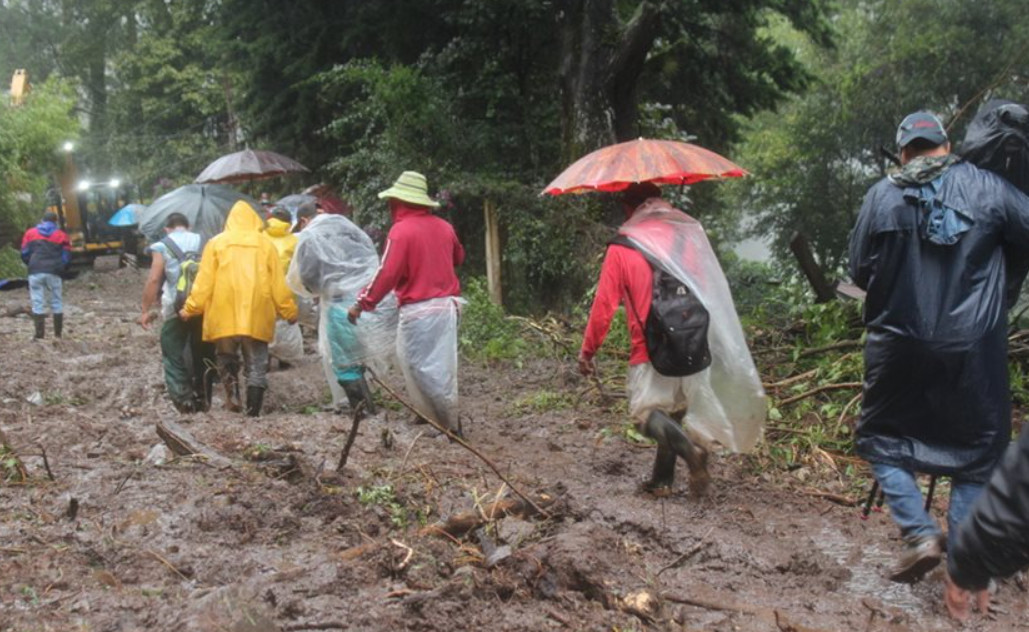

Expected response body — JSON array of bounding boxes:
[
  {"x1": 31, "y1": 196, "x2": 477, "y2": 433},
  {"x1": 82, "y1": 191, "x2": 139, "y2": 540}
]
[
  {"x1": 183, "y1": 201, "x2": 297, "y2": 342},
  {"x1": 265, "y1": 217, "x2": 298, "y2": 272}
]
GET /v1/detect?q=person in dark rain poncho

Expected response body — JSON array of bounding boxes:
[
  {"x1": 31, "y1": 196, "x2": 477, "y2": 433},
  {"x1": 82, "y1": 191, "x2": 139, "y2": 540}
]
[{"x1": 849, "y1": 111, "x2": 1029, "y2": 583}]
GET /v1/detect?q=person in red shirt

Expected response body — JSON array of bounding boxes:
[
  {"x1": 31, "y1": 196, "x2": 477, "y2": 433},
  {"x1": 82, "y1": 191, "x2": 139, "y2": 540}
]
[
  {"x1": 579, "y1": 182, "x2": 710, "y2": 496},
  {"x1": 348, "y1": 171, "x2": 465, "y2": 433}
]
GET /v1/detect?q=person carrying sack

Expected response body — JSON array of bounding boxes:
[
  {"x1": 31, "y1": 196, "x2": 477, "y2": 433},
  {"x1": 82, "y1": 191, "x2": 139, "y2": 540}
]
[
  {"x1": 579, "y1": 183, "x2": 765, "y2": 497},
  {"x1": 141, "y1": 213, "x2": 216, "y2": 413}
]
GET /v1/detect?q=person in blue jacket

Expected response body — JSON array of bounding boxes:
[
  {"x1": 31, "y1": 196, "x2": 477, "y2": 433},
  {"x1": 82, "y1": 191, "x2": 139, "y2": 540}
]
[
  {"x1": 21, "y1": 211, "x2": 71, "y2": 339},
  {"x1": 849, "y1": 111, "x2": 1029, "y2": 583}
]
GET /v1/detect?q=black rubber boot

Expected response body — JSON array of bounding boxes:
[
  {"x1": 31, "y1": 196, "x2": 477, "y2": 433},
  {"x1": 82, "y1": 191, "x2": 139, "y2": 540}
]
[
  {"x1": 340, "y1": 378, "x2": 376, "y2": 419},
  {"x1": 643, "y1": 410, "x2": 710, "y2": 497},
  {"x1": 53, "y1": 313, "x2": 63, "y2": 338},
  {"x1": 32, "y1": 314, "x2": 45, "y2": 340},
  {"x1": 245, "y1": 386, "x2": 265, "y2": 417},
  {"x1": 644, "y1": 444, "x2": 677, "y2": 494}
]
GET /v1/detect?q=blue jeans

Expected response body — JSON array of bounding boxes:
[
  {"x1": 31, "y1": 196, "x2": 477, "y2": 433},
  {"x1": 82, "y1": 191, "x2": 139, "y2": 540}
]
[
  {"x1": 215, "y1": 337, "x2": 269, "y2": 389},
  {"x1": 871, "y1": 463, "x2": 984, "y2": 545},
  {"x1": 28, "y1": 273, "x2": 63, "y2": 315}
]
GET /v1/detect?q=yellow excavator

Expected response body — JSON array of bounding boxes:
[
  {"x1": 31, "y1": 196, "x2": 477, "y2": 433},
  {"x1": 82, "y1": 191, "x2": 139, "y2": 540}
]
[{"x1": 12, "y1": 69, "x2": 138, "y2": 268}]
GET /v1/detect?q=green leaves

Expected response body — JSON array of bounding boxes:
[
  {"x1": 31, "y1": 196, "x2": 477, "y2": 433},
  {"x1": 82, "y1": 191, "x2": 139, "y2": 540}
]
[{"x1": 0, "y1": 76, "x2": 79, "y2": 232}]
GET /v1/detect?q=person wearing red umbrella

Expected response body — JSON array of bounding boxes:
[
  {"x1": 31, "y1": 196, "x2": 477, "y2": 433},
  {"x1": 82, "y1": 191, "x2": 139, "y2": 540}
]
[{"x1": 578, "y1": 183, "x2": 712, "y2": 496}]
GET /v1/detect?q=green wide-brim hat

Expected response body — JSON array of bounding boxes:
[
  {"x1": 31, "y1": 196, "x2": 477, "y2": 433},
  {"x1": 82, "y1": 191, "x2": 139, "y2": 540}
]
[{"x1": 378, "y1": 171, "x2": 440, "y2": 208}]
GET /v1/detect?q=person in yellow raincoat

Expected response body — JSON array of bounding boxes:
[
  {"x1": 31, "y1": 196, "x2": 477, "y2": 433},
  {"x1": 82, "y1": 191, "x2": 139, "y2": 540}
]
[
  {"x1": 180, "y1": 201, "x2": 298, "y2": 416},
  {"x1": 265, "y1": 207, "x2": 303, "y2": 369}
]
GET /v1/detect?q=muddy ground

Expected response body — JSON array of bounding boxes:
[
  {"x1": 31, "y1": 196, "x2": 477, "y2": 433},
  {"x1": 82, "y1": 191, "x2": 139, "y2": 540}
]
[{"x1": 1, "y1": 258, "x2": 1026, "y2": 632}]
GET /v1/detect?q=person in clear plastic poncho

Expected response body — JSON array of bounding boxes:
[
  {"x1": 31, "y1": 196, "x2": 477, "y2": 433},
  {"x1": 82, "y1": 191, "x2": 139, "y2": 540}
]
[
  {"x1": 579, "y1": 183, "x2": 765, "y2": 497},
  {"x1": 287, "y1": 213, "x2": 397, "y2": 417}
]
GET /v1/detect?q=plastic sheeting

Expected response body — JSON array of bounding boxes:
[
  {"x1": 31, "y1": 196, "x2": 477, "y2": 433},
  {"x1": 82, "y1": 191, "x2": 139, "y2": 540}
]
[
  {"x1": 397, "y1": 297, "x2": 463, "y2": 429},
  {"x1": 286, "y1": 214, "x2": 398, "y2": 399},
  {"x1": 269, "y1": 319, "x2": 304, "y2": 364},
  {"x1": 619, "y1": 198, "x2": 765, "y2": 453}
]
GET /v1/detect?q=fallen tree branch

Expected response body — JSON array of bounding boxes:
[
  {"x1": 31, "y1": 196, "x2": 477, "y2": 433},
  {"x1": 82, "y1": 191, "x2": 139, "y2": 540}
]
[
  {"x1": 369, "y1": 372, "x2": 550, "y2": 519},
  {"x1": 155, "y1": 419, "x2": 234, "y2": 469},
  {"x1": 797, "y1": 340, "x2": 862, "y2": 357},
  {"x1": 800, "y1": 489, "x2": 857, "y2": 507},
  {"x1": 763, "y1": 369, "x2": 818, "y2": 390},
  {"x1": 778, "y1": 382, "x2": 862, "y2": 407},
  {"x1": 38, "y1": 444, "x2": 55, "y2": 481}
]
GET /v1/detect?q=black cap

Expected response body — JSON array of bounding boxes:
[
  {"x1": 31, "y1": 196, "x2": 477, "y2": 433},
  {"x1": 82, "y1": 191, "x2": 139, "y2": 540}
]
[{"x1": 896, "y1": 111, "x2": 948, "y2": 148}]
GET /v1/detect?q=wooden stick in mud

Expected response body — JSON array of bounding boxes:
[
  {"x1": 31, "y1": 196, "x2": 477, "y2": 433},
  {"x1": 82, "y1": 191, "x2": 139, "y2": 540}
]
[
  {"x1": 336, "y1": 402, "x2": 365, "y2": 472},
  {"x1": 368, "y1": 372, "x2": 550, "y2": 519},
  {"x1": 155, "y1": 419, "x2": 233, "y2": 469}
]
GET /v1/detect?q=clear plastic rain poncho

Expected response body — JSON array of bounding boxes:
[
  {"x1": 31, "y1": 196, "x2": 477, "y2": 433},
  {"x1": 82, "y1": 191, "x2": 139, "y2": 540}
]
[
  {"x1": 286, "y1": 215, "x2": 397, "y2": 401},
  {"x1": 397, "y1": 296, "x2": 464, "y2": 429},
  {"x1": 620, "y1": 198, "x2": 766, "y2": 452}
]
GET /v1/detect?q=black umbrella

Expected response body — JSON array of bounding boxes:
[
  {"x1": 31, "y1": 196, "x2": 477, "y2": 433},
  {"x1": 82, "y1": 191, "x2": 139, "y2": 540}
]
[
  {"x1": 138, "y1": 184, "x2": 264, "y2": 243},
  {"x1": 195, "y1": 149, "x2": 309, "y2": 185}
]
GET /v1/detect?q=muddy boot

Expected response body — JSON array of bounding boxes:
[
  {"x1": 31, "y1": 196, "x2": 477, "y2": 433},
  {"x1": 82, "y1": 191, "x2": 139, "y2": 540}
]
[
  {"x1": 52, "y1": 313, "x2": 63, "y2": 338},
  {"x1": 340, "y1": 380, "x2": 371, "y2": 420},
  {"x1": 889, "y1": 535, "x2": 942, "y2": 583},
  {"x1": 245, "y1": 386, "x2": 265, "y2": 417},
  {"x1": 223, "y1": 377, "x2": 242, "y2": 412},
  {"x1": 643, "y1": 444, "x2": 677, "y2": 494},
  {"x1": 643, "y1": 410, "x2": 710, "y2": 497},
  {"x1": 32, "y1": 314, "x2": 45, "y2": 340}
]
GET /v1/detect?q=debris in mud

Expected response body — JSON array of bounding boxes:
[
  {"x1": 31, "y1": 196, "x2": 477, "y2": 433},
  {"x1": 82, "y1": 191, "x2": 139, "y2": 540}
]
[
  {"x1": 156, "y1": 419, "x2": 234, "y2": 468},
  {"x1": 620, "y1": 589, "x2": 660, "y2": 621},
  {"x1": 424, "y1": 492, "x2": 559, "y2": 538},
  {"x1": 776, "y1": 548, "x2": 851, "y2": 591}
]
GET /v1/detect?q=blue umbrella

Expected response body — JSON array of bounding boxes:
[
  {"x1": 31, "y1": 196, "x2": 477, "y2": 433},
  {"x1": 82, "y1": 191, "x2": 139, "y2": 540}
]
[{"x1": 108, "y1": 203, "x2": 146, "y2": 227}]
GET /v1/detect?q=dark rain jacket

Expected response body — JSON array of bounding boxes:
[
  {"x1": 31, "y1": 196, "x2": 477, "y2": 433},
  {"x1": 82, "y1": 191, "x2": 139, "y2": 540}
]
[
  {"x1": 948, "y1": 426, "x2": 1029, "y2": 590},
  {"x1": 21, "y1": 221, "x2": 71, "y2": 275},
  {"x1": 849, "y1": 160, "x2": 1029, "y2": 482}
]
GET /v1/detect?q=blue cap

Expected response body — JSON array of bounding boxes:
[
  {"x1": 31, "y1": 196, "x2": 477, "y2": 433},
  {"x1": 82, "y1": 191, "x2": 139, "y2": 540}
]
[{"x1": 896, "y1": 111, "x2": 948, "y2": 148}]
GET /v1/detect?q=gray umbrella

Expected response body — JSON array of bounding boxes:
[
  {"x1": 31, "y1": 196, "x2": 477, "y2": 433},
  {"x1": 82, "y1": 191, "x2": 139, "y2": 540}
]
[
  {"x1": 195, "y1": 149, "x2": 309, "y2": 184},
  {"x1": 138, "y1": 184, "x2": 264, "y2": 244}
]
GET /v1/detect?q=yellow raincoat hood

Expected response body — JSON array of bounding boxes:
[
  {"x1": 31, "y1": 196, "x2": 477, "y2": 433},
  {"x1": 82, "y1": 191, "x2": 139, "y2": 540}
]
[
  {"x1": 181, "y1": 201, "x2": 297, "y2": 342},
  {"x1": 265, "y1": 217, "x2": 298, "y2": 272}
]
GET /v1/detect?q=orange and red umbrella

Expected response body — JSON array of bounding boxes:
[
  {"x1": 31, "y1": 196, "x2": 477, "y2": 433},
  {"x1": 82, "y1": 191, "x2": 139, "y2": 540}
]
[{"x1": 543, "y1": 138, "x2": 747, "y2": 195}]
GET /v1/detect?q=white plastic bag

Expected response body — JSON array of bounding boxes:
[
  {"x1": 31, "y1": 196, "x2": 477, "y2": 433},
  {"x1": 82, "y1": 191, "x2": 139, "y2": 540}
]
[
  {"x1": 619, "y1": 198, "x2": 766, "y2": 452},
  {"x1": 397, "y1": 297, "x2": 463, "y2": 428},
  {"x1": 269, "y1": 318, "x2": 304, "y2": 363}
]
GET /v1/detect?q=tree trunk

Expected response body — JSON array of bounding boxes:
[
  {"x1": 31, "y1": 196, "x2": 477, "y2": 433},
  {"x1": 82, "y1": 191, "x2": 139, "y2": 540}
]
[{"x1": 558, "y1": 0, "x2": 661, "y2": 162}]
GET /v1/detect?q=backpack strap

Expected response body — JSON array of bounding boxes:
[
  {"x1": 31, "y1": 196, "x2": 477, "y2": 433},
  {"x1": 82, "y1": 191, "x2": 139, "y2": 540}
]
[
  {"x1": 608, "y1": 234, "x2": 650, "y2": 333},
  {"x1": 161, "y1": 236, "x2": 187, "y2": 262}
]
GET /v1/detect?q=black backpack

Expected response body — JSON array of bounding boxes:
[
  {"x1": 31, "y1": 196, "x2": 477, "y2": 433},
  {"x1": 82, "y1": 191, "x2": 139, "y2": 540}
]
[
  {"x1": 610, "y1": 235, "x2": 711, "y2": 376},
  {"x1": 161, "y1": 236, "x2": 201, "y2": 314}
]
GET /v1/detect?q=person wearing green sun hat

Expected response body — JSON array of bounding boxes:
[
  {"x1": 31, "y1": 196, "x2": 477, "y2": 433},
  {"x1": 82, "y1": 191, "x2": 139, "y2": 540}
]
[{"x1": 348, "y1": 171, "x2": 466, "y2": 434}]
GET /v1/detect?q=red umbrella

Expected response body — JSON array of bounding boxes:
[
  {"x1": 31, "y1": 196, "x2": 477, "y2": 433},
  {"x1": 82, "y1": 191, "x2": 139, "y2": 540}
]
[
  {"x1": 195, "y1": 149, "x2": 309, "y2": 184},
  {"x1": 543, "y1": 138, "x2": 747, "y2": 195}
]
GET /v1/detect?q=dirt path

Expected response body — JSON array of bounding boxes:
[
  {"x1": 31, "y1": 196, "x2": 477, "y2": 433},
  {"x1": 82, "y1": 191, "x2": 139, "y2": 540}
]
[{"x1": 1, "y1": 259, "x2": 1024, "y2": 631}]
